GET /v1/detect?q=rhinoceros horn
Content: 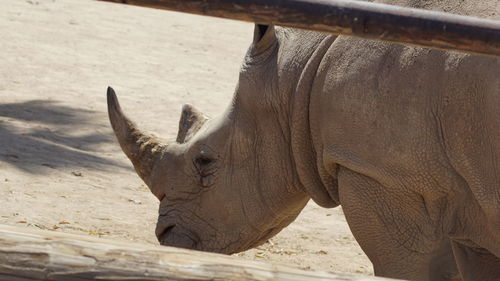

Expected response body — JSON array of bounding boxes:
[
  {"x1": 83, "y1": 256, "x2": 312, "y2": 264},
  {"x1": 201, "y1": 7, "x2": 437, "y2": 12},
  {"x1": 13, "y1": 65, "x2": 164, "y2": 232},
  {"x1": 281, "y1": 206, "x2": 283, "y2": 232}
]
[{"x1": 107, "y1": 87, "x2": 165, "y2": 187}]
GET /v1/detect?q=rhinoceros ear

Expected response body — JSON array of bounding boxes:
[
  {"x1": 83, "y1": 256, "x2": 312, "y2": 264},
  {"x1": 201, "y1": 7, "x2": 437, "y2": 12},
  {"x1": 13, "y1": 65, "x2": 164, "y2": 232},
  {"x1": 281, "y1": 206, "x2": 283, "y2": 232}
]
[
  {"x1": 176, "y1": 104, "x2": 208, "y2": 143},
  {"x1": 252, "y1": 24, "x2": 276, "y2": 50}
]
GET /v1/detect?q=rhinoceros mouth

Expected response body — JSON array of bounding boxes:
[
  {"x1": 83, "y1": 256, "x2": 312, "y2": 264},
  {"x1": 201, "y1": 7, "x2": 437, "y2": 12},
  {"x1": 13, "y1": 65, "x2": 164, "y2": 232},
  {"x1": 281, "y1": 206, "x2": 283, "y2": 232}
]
[
  {"x1": 156, "y1": 224, "x2": 199, "y2": 250},
  {"x1": 156, "y1": 224, "x2": 175, "y2": 241},
  {"x1": 155, "y1": 218, "x2": 172, "y2": 236}
]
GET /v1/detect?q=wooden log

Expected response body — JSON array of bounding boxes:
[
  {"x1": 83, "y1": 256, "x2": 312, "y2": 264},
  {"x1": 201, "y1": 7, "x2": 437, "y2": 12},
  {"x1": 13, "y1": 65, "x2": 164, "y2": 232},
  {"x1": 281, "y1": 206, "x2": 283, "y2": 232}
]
[
  {"x1": 98, "y1": 0, "x2": 500, "y2": 58},
  {"x1": 0, "y1": 224, "x2": 395, "y2": 281}
]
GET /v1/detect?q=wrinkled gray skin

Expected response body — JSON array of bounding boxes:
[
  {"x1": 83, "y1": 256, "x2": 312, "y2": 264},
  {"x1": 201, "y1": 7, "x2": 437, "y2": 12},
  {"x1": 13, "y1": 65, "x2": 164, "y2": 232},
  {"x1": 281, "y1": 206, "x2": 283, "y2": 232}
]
[{"x1": 107, "y1": 0, "x2": 500, "y2": 280}]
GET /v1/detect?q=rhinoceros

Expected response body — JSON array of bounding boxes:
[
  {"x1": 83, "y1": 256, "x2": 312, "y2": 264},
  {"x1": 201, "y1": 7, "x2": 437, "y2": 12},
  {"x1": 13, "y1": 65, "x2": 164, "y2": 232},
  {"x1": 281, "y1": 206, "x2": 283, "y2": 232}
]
[{"x1": 106, "y1": 0, "x2": 500, "y2": 280}]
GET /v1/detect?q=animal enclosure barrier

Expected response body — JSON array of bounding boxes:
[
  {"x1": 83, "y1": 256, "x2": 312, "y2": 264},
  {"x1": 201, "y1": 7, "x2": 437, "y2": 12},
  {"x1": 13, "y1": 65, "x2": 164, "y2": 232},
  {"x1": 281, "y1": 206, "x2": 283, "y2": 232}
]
[
  {"x1": 0, "y1": 224, "x2": 395, "y2": 281},
  {"x1": 2, "y1": 1, "x2": 497, "y2": 280},
  {"x1": 99, "y1": 0, "x2": 500, "y2": 57}
]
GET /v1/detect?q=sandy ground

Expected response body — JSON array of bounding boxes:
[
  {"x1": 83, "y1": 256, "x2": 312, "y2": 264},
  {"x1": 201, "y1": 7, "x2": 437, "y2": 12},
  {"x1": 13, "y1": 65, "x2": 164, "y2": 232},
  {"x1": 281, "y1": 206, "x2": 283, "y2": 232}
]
[{"x1": 0, "y1": 0, "x2": 372, "y2": 275}]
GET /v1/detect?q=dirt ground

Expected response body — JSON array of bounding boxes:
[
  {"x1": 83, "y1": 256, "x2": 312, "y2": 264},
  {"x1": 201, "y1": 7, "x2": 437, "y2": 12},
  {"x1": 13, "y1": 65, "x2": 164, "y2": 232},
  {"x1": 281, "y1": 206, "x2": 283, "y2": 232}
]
[{"x1": 0, "y1": 0, "x2": 372, "y2": 275}]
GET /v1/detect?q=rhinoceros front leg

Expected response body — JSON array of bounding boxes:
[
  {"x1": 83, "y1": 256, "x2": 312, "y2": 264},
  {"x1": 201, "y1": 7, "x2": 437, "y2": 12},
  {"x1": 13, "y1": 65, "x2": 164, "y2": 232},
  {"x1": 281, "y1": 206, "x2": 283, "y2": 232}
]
[
  {"x1": 337, "y1": 167, "x2": 461, "y2": 281},
  {"x1": 451, "y1": 242, "x2": 500, "y2": 281}
]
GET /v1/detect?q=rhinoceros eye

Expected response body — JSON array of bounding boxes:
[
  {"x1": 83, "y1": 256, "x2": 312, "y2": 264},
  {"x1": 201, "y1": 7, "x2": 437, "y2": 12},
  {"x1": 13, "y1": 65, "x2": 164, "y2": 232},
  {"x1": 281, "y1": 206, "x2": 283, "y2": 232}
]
[
  {"x1": 195, "y1": 156, "x2": 213, "y2": 167},
  {"x1": 194, "y1": 155, "x2": 217, "y2": 187},
  {"x1": 193, "y1": 146, "x2": 218, "y2": 187},
  {"x1": 194, "y1": 145, "x2": 217, "y2": 169}
]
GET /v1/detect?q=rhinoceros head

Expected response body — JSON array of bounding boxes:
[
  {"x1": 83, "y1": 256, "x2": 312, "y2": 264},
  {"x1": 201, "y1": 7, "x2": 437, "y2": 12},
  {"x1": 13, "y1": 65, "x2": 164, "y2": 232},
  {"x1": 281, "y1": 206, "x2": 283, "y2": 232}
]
[{"x1": 108, "y1": 25, "x2": 336, "y2": 254}]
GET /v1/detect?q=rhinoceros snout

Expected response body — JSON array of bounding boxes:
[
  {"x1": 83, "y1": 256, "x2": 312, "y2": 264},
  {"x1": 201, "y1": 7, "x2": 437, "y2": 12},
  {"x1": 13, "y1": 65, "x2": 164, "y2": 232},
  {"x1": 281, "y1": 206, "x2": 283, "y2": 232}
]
[
  {"x1": 156, "y1": 222, "x2": 198, "y2": 250},
  {"x1": 155, "y1": 222, "x2": 175, "y2": 240}
]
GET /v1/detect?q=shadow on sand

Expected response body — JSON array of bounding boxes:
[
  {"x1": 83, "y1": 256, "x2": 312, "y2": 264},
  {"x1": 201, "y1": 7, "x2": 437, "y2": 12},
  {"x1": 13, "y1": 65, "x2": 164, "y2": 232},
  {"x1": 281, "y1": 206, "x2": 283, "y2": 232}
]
[{"x1": 0, "y1": 99, "x2": 130, "y2": 174}]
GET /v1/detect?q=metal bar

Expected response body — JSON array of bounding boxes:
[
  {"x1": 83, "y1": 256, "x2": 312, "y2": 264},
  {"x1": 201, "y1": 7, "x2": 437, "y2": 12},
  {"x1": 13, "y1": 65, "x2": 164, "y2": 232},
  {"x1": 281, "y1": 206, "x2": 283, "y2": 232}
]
[{"x1": 98, "y1": 0, "x2": 500, "y2": 57}]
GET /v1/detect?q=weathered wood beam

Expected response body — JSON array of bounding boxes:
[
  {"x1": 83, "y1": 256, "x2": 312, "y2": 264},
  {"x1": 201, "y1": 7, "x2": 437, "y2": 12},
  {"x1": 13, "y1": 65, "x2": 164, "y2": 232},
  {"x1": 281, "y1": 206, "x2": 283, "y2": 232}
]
[
  {"x1": 98, "y1": 0, "x2": 500, "y2": 58},
  {"x1": 0, "y1": 224, "x2": 395, "y2": 281}
]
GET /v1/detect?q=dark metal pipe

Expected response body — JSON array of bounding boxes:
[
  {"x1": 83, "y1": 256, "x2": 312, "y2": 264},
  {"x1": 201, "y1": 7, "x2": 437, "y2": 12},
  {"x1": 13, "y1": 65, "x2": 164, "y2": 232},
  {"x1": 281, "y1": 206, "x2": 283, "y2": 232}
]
[{"x1": 99, "y1": 0, "x2": 500, "y2": 57}]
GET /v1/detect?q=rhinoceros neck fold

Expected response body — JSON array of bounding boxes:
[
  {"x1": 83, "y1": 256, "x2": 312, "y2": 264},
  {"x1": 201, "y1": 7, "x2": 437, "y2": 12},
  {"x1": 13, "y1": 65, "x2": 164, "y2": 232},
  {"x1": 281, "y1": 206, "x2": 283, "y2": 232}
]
[{"x1": 290, "y1": 34, "x2": 340, "y2": 208}]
